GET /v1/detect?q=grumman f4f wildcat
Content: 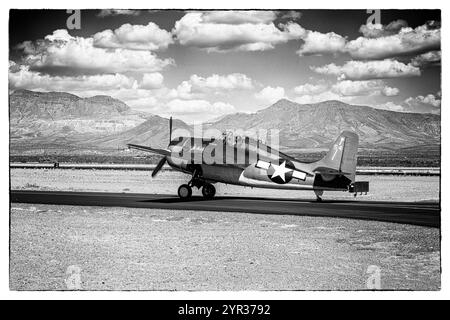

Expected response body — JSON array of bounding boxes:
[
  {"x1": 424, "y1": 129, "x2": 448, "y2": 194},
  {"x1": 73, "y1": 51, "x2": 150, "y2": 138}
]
[{"x1": 128, "y1": 117, "x2": 369, "y2": 201}]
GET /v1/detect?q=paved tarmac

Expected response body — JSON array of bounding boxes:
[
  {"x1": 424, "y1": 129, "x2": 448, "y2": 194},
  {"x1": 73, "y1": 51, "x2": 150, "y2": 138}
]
[{"x1": 10, "y1": 190, "x2": 440, "y2": 228}]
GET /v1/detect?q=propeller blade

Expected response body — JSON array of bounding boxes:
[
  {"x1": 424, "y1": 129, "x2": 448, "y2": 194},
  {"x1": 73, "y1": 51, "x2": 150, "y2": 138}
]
[
  {"x1": 169, "y1": 116, "x2": 173, "y2": 146},
  {"x1": 152, "y1": 157, "x2": 167, "y2": 177}
]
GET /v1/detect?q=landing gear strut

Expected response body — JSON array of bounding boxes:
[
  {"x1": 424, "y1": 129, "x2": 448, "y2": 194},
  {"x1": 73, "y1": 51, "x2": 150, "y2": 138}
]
[{"x1": 177, "y1": 167, "x2": 216, "y2": 199}]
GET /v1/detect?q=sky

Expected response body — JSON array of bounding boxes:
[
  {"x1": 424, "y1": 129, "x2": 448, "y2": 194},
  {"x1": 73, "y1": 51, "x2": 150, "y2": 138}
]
[{"x1": 9, "y1": 9, "x2": 441, "y2": 123}]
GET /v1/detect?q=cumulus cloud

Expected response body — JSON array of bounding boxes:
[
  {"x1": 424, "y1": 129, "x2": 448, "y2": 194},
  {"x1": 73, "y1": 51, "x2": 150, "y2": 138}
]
[
  {"x1": 16, "y1": 29, "x2": 173, "y2": 75},
  {"x1": 173, "y1": 11, "x2": 350, "y2": 55},
  {"x1": 293, "y1": 91, "x2": 344, "y2": 105},
  {"x1": 411, "y1": 50, "x2": 441, "y2": 67},
  {"x1": 359, "y1": 20, "x2": 408, "y2": 38},
  {"x1": 173, "y1": 13, "x2": 440, "y2": 59},
  {"x1": 167, "y1": 99, "x2": 235, "y2": 114},
  {"x1": 9, "y1": 62, "x2": 137, "y2": 92},
  {"x1": 346, "y1": 21, "x2": 440, "y2": 59},
  {"x1": 110, "y1": 85, "x2": 238, "y2": 123},
  {"x1": 189, "y1": 73, "x2": 254, "y2": 92},
  {"x1": 124, "y1": 95, "x2": 159, "y2": 110},
  {"x1": 293, "y1": 83, "x2": 328, "y2": 95},
  {"x1": 139, "y1": 73, "x2": 164, "y2": 89},
  {"x1": 296, "y1": 30, "x2": 347, "y2": 56},
  {"x1": 9, "y1": 12, "x2": 441, "y2": 120},
  {"x1": 331, "y1": 80, "x2": 399, "y2": 97},
  {"x1": 292, "y1": 79, "x2": 399, "y2": 105},
  {"x1": 279, "y1": 11, "x2": 302, "y2": 20},
  {"x1": 293, "y1": 20, "x2": 440, "y2": 59},
  {"x1": 404, "y1": 93, "x2": 441, "y2": 112},
  {"x1": 44, "y1": 29, "x2": 74, "y2": 42},
  {"x1": 170, "y1": 81, "x2": 196, "y2": 100},
  {"x1": 97, "y1": 9, "x2": 141, "y2": 17},
  {"x1": 375, "y1": 93, "x2": 441, "y2": 114},
  {"x1": 170, "y1": 73, "x2": 254, "y2": 99},
  {"x1": 202, "y1": 11, "x2": 278, "y2": 24},
  {"x1": 311, "y1": 59, "x2": 421, "y2": 80},
  {"x1": 93, "y1": 22, "x2": 173, "y2": 51},
  {"x1": 374, "y1": 101, "x2": 405, "y2": 112},
  {"x1": 255, "y1": 86, "x2": 286, "y2": 104},
  {"x1": 173, "y1": 12, "x2": 304, "y2": 52},
  {"x1": 9, "y1": 61, "x2": 169, "y2": 113},
  {"x1": 382, "y1": 86, "x2": 400, "y2": 97},
  {"x1": 164, "y1": 99, "x2": 236, "y2": 123}
]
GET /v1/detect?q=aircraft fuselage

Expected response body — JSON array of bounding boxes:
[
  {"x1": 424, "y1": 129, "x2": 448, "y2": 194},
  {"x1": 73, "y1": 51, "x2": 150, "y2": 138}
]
[{"x1": 165, "y1": 136, "x2": 351, "y2": 192}]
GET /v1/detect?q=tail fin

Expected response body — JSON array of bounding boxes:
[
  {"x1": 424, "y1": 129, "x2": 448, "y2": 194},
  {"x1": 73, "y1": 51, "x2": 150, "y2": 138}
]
[{"x1": 313, "y1": 131, "x2": 358, "y2": 182}]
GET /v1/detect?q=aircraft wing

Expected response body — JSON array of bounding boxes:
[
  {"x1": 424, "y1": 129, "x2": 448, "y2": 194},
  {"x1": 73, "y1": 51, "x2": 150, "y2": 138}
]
[{"x1": 127, "y1": 144, "x2": 171, "y2": 157}]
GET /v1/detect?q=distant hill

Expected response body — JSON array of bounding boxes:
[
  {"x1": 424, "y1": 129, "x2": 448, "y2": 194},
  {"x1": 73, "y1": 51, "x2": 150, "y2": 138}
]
[
  {"x1": 9, "y1": 90, "x2": 152, "y2": 151},
  {"x1": 10, "y1": 89, "x2": 135, "y2": 120},
  {"x1": 210, "y1": 99, "x2": 440, "y2": 149},
  {"x1": 9, "y1": 91, "x2": 441, "y2": 156}
]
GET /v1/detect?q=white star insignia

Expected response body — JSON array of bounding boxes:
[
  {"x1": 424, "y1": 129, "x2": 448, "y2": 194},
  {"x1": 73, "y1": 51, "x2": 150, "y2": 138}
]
[{"x1": 271, "y1": 161, "x2": 292, "y2": 182}]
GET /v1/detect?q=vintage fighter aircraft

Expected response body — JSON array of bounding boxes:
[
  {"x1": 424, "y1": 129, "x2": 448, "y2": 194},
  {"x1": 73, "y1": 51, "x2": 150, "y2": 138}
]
[{"x1": 128, "y1": 117, "x2": 369, "y2": 201}]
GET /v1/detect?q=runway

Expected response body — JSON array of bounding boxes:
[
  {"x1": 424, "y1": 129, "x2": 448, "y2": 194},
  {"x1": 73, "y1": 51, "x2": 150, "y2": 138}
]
[{"x1": 10, "y1": 190, "x2": 440, "y2": 228}]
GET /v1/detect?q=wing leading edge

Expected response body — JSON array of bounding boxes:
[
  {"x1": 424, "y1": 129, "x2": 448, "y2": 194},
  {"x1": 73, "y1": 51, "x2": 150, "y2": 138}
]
[{"x1": 127, "y1": 144, "x2": 171, "y2": 157}]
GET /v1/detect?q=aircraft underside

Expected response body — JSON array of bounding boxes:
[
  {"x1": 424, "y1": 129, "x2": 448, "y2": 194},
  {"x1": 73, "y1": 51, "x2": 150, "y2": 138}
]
[{"x1": 167, "y1": 162, "x2": 361, "y2": 201}]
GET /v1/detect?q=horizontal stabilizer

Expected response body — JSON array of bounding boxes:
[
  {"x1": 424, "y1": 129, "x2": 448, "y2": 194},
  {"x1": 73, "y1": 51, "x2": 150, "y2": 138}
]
[
  {"x1": 349, "y1": 181, "x2": 369, "y2": 193},
  {"x1": 127, "y1": 144, "x2": 171, "y2": 157},
  {"x1": 313, "y1": 167, "x2": 351, "y2": 176}
]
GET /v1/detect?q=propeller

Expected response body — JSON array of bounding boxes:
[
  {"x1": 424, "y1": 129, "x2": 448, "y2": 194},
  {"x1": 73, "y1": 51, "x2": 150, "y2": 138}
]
[
  {"x1": 152, "y1": 157, "x2": 167, "y2": 177},
  {"x1": 152, "y1": 116, "x2": 173, "y2": 178}
]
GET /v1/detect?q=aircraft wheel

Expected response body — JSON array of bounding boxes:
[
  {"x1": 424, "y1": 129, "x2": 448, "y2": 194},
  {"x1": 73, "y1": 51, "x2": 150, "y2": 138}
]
[
  {"x1": 202, "y1": 183, "x2": 216, "y2": 199},
  {"x1": 314, "y1": 190, "x2": 323, "y2": 202},
  {"x1": 178, "y1": 184, "x2": 192, "y2": 199}
]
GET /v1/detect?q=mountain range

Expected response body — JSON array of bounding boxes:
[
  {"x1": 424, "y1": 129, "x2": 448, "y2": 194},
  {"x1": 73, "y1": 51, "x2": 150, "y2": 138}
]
[
  {"x1": 9, "y1": 90, "x2": 441, "y2": 155},
  {"x1": 211, "y1": 99, "x2": 440, "y2": 150}
]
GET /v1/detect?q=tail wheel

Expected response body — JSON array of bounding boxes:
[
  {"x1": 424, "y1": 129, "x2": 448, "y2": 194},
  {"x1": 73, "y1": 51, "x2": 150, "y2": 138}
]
[
  {"x1": 178, "y1": 184, "x2": 192, "y2": 199},
  {"x1": 314, "y1": 189, "x2": 323, "y2": 202},
  {"x1": 202, "y1": 183, "x2": 216, "y2": 199}
]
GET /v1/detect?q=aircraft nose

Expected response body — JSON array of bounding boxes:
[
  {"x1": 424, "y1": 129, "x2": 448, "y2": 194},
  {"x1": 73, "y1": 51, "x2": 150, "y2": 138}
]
[{"x1": 170, "y1": 145, "x2": 183, "y2": 154}]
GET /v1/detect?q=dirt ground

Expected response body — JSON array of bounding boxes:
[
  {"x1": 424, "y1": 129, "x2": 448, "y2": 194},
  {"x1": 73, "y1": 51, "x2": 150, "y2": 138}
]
[
  {"x1": 10, "y1": 169, "x2": 441, "y2": 290},
  {"x1": 10, "y1": 204, "x2": 440, "y2": 291}
]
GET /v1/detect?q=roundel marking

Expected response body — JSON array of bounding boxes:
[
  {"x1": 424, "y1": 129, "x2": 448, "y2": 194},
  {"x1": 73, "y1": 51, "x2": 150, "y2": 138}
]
[{"x1": 266, "y1": 160, "x2": 295, "y2": 184}]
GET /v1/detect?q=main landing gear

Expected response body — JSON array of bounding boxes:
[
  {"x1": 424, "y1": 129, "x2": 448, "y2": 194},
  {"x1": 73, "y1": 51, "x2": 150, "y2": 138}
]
[
  {"x1": 177, "y1": 168, "x2": 216, "y2": 200},
  {"x1": 177, "y1": 182, "x2": 216, "y2": 200},
  {"x1": 201, "y1": 183, "x2": 216, "y2": 199},
  {"x1": 177, "y1": 184, "x2": 192, "y2": 199}
]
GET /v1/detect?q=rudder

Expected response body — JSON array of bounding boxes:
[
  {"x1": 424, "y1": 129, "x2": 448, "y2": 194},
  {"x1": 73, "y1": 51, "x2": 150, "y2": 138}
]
[{"x1": 314, "y1": 131, "x2": 358, "y2": 182}]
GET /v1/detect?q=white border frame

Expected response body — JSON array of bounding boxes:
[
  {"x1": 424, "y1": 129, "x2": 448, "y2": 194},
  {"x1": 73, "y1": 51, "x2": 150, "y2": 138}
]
[{"x1": 1, "y1": 0, "x2": 447, "y2": 300}]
